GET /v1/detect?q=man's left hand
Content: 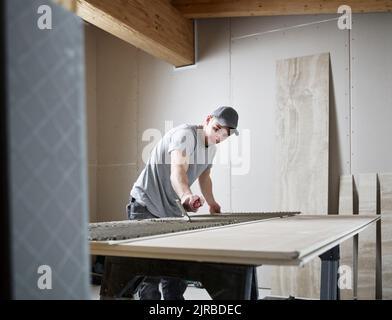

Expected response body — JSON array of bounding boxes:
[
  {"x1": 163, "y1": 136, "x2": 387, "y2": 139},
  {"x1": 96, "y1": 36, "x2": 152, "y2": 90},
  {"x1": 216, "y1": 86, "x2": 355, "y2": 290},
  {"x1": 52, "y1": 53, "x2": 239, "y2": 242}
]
[{"x1": 209, "y1": 202, "x2": 221, "y2": 215}]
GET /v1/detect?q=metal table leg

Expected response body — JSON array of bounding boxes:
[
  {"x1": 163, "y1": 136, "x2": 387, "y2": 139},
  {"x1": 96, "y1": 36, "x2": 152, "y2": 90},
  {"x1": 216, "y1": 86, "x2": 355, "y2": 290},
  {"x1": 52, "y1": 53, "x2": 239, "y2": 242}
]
[
  {"x1": 376, "y1": 219, "x2": 382, "y2": 300},
  {"x1": 319, "y1": 245, "x2": 340, "y2": 300},
  {"x1": 353, "y1": 235, "x2": 358, "y2": 300},
  {"x1": 250, "y1": 267, "x2": 259, "y2": 300}
]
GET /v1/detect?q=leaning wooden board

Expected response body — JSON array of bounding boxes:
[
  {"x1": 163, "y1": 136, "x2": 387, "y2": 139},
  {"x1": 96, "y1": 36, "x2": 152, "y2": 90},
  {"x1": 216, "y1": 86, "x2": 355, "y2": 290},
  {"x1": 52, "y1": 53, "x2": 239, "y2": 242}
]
[{"x1": 91, "y1": 215, "x2": 379, "y2": 267}]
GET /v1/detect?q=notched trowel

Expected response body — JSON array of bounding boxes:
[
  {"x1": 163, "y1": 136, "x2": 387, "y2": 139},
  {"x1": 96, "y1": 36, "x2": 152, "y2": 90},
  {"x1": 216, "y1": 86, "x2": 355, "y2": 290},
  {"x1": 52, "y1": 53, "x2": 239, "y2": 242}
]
[{"x1": 175, "y1": 199, "x2": 192, "y2": 222}]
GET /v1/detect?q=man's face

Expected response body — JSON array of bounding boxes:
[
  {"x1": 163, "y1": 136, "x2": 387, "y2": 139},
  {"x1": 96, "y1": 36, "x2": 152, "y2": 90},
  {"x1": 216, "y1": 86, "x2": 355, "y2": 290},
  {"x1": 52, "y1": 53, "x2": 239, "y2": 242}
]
[{"x1": 204, "y1": 116, "x2": 230, "y2": 145}]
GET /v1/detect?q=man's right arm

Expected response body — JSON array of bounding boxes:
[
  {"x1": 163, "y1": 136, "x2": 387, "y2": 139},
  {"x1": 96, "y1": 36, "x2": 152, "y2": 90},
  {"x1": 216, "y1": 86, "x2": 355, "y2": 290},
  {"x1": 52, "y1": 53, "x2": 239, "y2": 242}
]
[{"x1": 170, "y1": 150, "x2": 204, "y2": 212}]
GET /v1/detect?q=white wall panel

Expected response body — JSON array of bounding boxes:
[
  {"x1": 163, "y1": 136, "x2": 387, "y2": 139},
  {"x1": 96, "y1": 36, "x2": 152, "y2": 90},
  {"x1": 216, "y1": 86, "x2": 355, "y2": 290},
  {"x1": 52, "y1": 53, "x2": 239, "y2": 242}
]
[
  {"x1": 230, "y1": 16, "x2": 350, "y2": 213},
  {"x1": 351, "y1": 14, "x2": 392, "y2": 174}
]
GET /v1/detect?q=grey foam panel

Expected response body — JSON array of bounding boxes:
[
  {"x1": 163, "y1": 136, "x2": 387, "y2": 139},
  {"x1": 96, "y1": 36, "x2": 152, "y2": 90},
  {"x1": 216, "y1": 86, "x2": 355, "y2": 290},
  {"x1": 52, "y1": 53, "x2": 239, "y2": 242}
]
[{"x1": 5, "y1": 0, "x2": 89, "y2": 299}]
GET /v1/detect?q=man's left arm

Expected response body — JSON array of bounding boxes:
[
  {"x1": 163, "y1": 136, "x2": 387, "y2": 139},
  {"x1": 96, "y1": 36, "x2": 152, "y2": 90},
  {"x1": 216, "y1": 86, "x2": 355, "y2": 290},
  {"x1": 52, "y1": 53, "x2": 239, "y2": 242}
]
[{"x1": 198, "y1": 168, "x2": 221, "y2": 214}]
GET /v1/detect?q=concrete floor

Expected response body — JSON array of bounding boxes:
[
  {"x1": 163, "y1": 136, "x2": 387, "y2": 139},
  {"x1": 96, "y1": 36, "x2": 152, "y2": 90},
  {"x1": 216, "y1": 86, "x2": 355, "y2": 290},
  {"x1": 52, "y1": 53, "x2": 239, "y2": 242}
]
[{"x1": 91, "y1": 284, "x2": 271, "y2": 300}]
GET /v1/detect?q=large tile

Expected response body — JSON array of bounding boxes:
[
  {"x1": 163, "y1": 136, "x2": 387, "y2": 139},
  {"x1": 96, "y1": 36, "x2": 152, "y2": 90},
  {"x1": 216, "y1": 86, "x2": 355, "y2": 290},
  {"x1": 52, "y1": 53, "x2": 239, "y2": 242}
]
[
  {"x1": 272, "y1": 53, "x2": 330, "y2": 299},
  {"x1": 338, "y1": 175, "x2": 354, "y2": 299},
  {"x1": 380, "y1": 173, "x2": 392, "y2": 299},
  {"x1": 339, "y1": 175, "x2": 354, "y2": 215},
  {"x1": 257, "y1": 266, "x2": 272, "y2": 289},
  {"x1": 356, "y1": 173, "x2": 377, "y2": 299}
]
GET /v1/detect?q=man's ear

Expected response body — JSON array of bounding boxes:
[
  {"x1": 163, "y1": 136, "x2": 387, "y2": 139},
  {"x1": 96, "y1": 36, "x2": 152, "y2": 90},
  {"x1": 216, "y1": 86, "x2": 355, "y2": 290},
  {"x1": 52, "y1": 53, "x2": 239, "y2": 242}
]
[{"x1": 206, "y1": 115, "x2": 213, "y2": 124}]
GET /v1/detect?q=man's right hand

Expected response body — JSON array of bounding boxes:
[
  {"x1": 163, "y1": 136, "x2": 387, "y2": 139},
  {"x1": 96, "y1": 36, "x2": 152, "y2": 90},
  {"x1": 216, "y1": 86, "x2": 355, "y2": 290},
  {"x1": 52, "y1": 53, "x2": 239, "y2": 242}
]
[{"x1": 181, "y1": 194, "x2": 205, "y2": 212}]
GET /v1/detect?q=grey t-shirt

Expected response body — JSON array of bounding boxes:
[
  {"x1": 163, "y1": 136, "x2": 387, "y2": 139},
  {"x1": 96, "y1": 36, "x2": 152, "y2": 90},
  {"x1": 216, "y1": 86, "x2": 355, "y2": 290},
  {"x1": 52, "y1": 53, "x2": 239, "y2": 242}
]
[{"x1": 130, "y1": 124, "x2": 217, "y2": 218}]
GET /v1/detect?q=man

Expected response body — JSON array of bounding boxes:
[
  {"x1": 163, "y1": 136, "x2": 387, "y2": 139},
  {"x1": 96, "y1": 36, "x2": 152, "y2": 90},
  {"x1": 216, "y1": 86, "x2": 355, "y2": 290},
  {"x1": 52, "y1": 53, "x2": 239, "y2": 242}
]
[{"x1": 126, "y1": 106, "x2": 239, "y2": 300}]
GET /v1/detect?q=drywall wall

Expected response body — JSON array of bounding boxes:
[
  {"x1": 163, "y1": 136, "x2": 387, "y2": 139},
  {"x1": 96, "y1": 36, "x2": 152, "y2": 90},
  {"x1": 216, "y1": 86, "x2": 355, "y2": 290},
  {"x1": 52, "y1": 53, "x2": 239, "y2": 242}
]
[
  {"x1": 230, "y1": 15, "x2": 350, "y2": 215},
  {"x1": 86, "y1": 27, "x2": 139, "y2": 222},
  {"x1": 351, "y1": 14, "x2": 392, "y2": 174},
  {"x1": 95, "y1": 28, "x2": 139, "y2": 222},
  {"x1": 86, "y1": 19, "x2": 233, "y2": 223},
  {"x1": 86, "y1": 13, "x2": 392, "y2": 294}
]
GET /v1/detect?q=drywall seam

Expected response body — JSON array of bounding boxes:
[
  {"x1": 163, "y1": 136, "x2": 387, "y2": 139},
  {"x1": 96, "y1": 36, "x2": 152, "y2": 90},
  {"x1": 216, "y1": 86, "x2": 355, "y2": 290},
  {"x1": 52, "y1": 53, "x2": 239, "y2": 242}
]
[
  {"x1": 231, "y1": 17, "x2": 339, "y2": 41},
  {"x1": 349, "y1": 26, "x2": 353, "y2": 174}
]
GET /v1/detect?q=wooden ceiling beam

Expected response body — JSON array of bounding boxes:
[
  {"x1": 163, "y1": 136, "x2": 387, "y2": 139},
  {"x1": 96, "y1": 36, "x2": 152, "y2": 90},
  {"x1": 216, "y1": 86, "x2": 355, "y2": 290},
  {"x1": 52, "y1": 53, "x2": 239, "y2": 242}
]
[
  {"x1": 75, "y1": 0, "x2": 194, "y2": 67},
  {"x1": 171, "y1": 0, "x2": 392, "y2": 18},
  {"x1": 52, "y1": 0, "x2": 78, "y2": 12}
]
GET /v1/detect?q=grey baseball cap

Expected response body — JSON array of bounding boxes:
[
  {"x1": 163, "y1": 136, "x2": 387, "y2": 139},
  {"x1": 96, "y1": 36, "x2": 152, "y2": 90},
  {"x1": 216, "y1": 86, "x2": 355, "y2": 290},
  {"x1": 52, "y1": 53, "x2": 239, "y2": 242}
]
[{"x1": 211, "y1": 106, "x2": 239, "y2": 136}]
